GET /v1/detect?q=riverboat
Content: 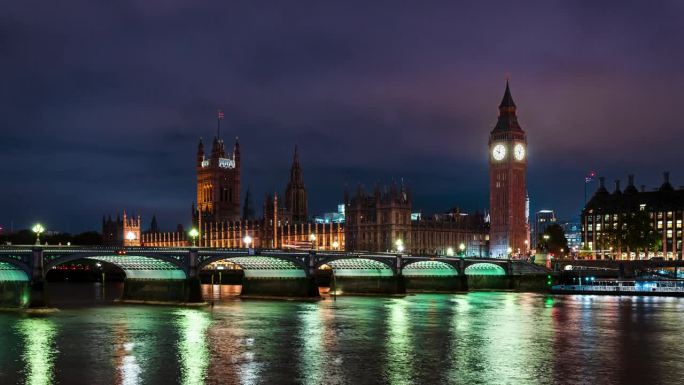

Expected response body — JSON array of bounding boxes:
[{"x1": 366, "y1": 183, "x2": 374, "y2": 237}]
[{"x1": 552, "y1": 279, "x2": 684, "y2": 296}]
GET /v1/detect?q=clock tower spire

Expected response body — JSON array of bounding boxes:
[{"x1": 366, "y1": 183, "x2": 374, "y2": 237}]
[{"x1": 488, "y1": 81, "x2": 529, "y2": 257}]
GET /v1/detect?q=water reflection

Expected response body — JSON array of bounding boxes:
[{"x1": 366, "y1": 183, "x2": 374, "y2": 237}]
[
  {"x1": 176, "y1": 309, "x2": 211, "y2": 385},
  {"x1": 298, "y1": 303, "x2": 324, "y2": 385},
  {"x1": 385, "y1": 298, "x2": 412, "y2": 385},
  {"x1": 16, "y1": 317, "x2": 57, "y2": 385},
  {"x1": 112, "y1": 322, "x2": 142, "y2": 385},
  {"x1": 4, "y1": 292, "x2": 684, "y2": 384}
]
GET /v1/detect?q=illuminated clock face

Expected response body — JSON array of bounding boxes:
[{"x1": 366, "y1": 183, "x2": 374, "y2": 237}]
[
  {"x1": 492, "y1": 144, "x2": 506, "y2": 161},
  {"x1": 514, "y1": 143, "x2": 526, "y2": 161}
]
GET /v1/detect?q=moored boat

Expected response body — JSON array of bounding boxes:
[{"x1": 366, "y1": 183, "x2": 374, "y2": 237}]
[{"x1": 552, "y1": 278, "x2": 684, "y2": 296}]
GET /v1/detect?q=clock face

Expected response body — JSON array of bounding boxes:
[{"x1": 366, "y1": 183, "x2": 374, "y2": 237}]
[
  {"x1": 514, "y1": 143, "x2": 526, "y2": 161},
  {"x1": 492, "y1": 144, "x2": 506, "y2": 161}
]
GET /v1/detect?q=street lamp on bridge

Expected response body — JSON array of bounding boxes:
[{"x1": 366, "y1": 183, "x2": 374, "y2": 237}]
[
  {"x1": 32, "y1": 223, "x2": 45, "y2": 245},
  {"x1": 459, "y1": 243, "x2": 466, "y2": 257},
  {"x1": 243, "y1": 234, "x2": 253, "y2": 249},
  {"x1": 395, "y1": 239, "x2": 404, "y2": 254},
  {"x1": 309, "y1": 233, "x2": 317, "y2": 250},
  {"x1": 446, "y1": 247, "x2": 454, "y2": 257},
  {"x1": 189, "y1": 228, "x2": 199, "y2": 247}
]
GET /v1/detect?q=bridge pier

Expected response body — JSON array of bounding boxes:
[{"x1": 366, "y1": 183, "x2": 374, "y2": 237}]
[
  {"x1": 186, "y1": 249, "x2": 203, "y2": 303},
  {"x1": 404, "y1": 276, "x2": 467, "y2": 293},
  {"x1": 332, "y1": 276, "x2": 406, "y2": 295},
  {"x1": 241, "y1": 277, "x2": 319, "y2": 298},
  {"x1": 28, "y1": 248, "x2": 48, "y2": 308}
]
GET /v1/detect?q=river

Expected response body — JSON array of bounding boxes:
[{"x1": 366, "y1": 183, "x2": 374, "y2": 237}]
[{"x1": 1, "y1": 283, "x2": 683, "y2": 384}]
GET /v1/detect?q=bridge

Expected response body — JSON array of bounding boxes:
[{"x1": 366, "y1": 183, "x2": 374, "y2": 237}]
[{"x1": 0, "y1": 246, "x2": 549, "y2": 308}]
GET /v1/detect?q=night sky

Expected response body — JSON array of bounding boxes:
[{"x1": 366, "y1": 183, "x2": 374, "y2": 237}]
[{"x1": 3, "y1": 1, "x2": 684, "y2": 233}]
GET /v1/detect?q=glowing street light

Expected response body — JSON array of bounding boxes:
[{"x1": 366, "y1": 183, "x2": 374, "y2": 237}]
[
  {"x1": 126, "y1": 231, "x2": 136, "y2": 242},
  {"x1": 32, "y1": 223, "x2": 45, "y2": 245},
  {"x1": 332, "y1": 240, "x2": 340, "y2": 250},
  {"x1": 309, "y1": 233, "x2": 317, "y2": 250},
  {"x1": 446, "y1": 247, "x2": 454, "y2": 257},
  {"x1": 395, "y1": 239, "x2": 404, "y2": 253},
  {"x1": 189, "y1": 228, "x2": 199, "y2": 247},
  {"x1": 243, "y1": 234, "x2": 253, "y2": 248},
  {"x1": 507, "y1": 247, "x2": 513, "y2": 258},
  {"x1": 459, "y1": 243, "x2": 466, "y2": 256}
]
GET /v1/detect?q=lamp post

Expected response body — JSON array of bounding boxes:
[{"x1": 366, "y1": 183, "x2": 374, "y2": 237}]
[
  {"x1": 189, "y1": 228, "x2": 199, "y2": 247},
  {"x1": 507, "y1": 247, "x2": 513, "y2": 259},
  {"x1": 243, "y1": 234, "x2": 253, "y2": 249},
  {"x1": 542, "y1": 234, "x2": 550, "y2": 252},
  {"x1": 459, "y1": 242, "x2": 466, "y2": 257},
  {"x1": 309, "y1": 233, "x2": 317, "y2": 250},
  {"x1": 446, "y1": 247, "x2": 455, "y2": 257},
  {"x1": 125, "y1": 231, "x2": 136, "y2": 245},
  {"x1": 395, "y1": 239, "x2": 404, "y2": 254},
  {"x1": 32, "y1": 223, "x2": 45, "y2": 245}
]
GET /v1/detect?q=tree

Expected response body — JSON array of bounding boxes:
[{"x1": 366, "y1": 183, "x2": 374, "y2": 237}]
[
  {"x1": 624, "y1": 210, "x2": 659, "y2": 257},
  {"x1": 539, "y1": 224, "x2": 569, "y2": 255}
]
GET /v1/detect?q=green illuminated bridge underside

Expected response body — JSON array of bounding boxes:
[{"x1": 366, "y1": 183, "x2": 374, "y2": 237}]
[
  {"x1": 84, "y1": 256, "x2": 186, "y2": 280},
  {"x1": 0, "y1": 262, "x2": 28, "y2": 282}
]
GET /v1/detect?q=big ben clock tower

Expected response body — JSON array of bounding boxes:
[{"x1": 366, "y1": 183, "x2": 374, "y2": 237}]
[{"x1": 489, "y1": 81, "x2": 529, "y2": 257}]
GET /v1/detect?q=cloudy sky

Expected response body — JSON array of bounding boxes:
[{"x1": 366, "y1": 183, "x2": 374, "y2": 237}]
[{"x1": 2, "y1": 1, "x2": 684, "y2": 232}]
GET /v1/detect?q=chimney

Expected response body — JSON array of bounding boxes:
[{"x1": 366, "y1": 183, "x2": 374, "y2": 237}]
[
  {"x1": 614, "y1": 179, "x2": 621, "y2": 193},
  {"x1": 628, "y1": 174, "x2": 634, "y2": 186},
  {"x1": 664, "y1": 171, "x2": 670, "y2": 184}
]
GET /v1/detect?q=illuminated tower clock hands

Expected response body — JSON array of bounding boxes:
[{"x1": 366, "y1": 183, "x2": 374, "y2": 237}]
[
  {"x1": 492, "y1": 144, "x2": 506, "y2": 161},
  {"x1": 514, "y1": 143, "x2": 525, "y2": 161}
]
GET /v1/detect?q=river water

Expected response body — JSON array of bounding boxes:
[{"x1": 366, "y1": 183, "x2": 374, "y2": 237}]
[{"x1": 1, "y1": 283, "x2": 684, "y2": 385}]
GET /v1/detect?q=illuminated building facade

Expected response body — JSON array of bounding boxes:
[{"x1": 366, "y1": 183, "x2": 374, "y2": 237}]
[
  {"x1": 143, "y1": 145, "x2": 344, "y2": 250},
  {"x1": 102, "y1": 211, "x2": 141, "y2": 246},
  {"x1": 344, "y1": 184, "x2": 487, "y2": 255},
  {"x1": 194, "y1": 136, "x2": 241, "y2": 224},
  {"x1": 533, "y1": 209, "x2": 557, "y2": 247},
  {"x1": 488, "y1": 81, "x2": 529, "y2": 257},
  {"x1": 344, "y1": 184, "x2": 412, "y2": 252},
  {"x1": 582, "y1": 173, "x2": 684, "y2": 260}
]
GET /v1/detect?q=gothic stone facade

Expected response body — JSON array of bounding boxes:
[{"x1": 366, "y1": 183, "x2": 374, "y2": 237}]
[
  {"x1": 102, "y1": 211, "x2": 141, "y2": 247},
  {"x1": 488, "y1": 81, "x2": 530, "y2": 257},
  {"x1": 344, "y1": 184, "x2": 487, "y2": 255}
]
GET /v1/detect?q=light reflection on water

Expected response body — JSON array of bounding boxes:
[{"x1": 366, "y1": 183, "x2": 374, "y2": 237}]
[
  {"x1": 2, "y1": 289, "x2": 684, "y2": 384},
  {"x1": 176, "y1": 309, "x2": 211, "y2": 385},
  {"x1": 16, "y1": 318, "x2": 57, "y2": 385}
]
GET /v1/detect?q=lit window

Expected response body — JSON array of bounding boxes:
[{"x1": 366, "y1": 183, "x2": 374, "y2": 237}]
[
  {"x1": 667, "y1": 230, "x2": 673, "y2": 238},
  {"x1": 595, "y1": 224, "x2": 601, "y2": 231},
  {"x1": 677, "y1": 220, "x2": 682, "y2": 228},
  {"x1": 658, "y1": 221, "x2": 663, "y2": 229},
  {"x1": 639, "y1": 204, "x2": 646, "y2": 211},
  {"x1": 668, "y1": 221, "x2": 673, "y2": 229}
]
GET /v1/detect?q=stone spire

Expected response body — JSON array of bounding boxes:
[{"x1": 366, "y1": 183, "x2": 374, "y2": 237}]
[
  {"x1": 284, "y1": 145, "x2": 308, "y2": 222},
  {"x1": 493, "y1": 80, "x2": 523, "y2": 132}
]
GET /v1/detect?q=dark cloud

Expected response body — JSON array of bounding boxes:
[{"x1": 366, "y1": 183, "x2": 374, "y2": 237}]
[{"x1": 2, "y1": 1, "x2": 684, "y2": 231}]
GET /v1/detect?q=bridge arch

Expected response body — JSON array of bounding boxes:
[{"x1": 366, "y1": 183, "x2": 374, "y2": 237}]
[
  {"x1": 317, "y1": 256, "x2": 396, "y2": 277},
  {"x1": 402, "y1": 260, "x2": 459, "y2": 277},
  {"x1": 0, "y1": 258, "x2": 30, "y2": 282},
  {"x1": 199, "y1": 254, "x2": 307, "y2": 278},
  {"x1": 44, "y1": 253, "x2": 187, "y2": 280},
  {"x1": 464, "y1": 262, "x2": 506, "y2": 276}
]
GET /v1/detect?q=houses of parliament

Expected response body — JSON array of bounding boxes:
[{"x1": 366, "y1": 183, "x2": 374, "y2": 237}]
[{"x1": 122, "y1": 82, "x2": 530, "y2": 257}]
